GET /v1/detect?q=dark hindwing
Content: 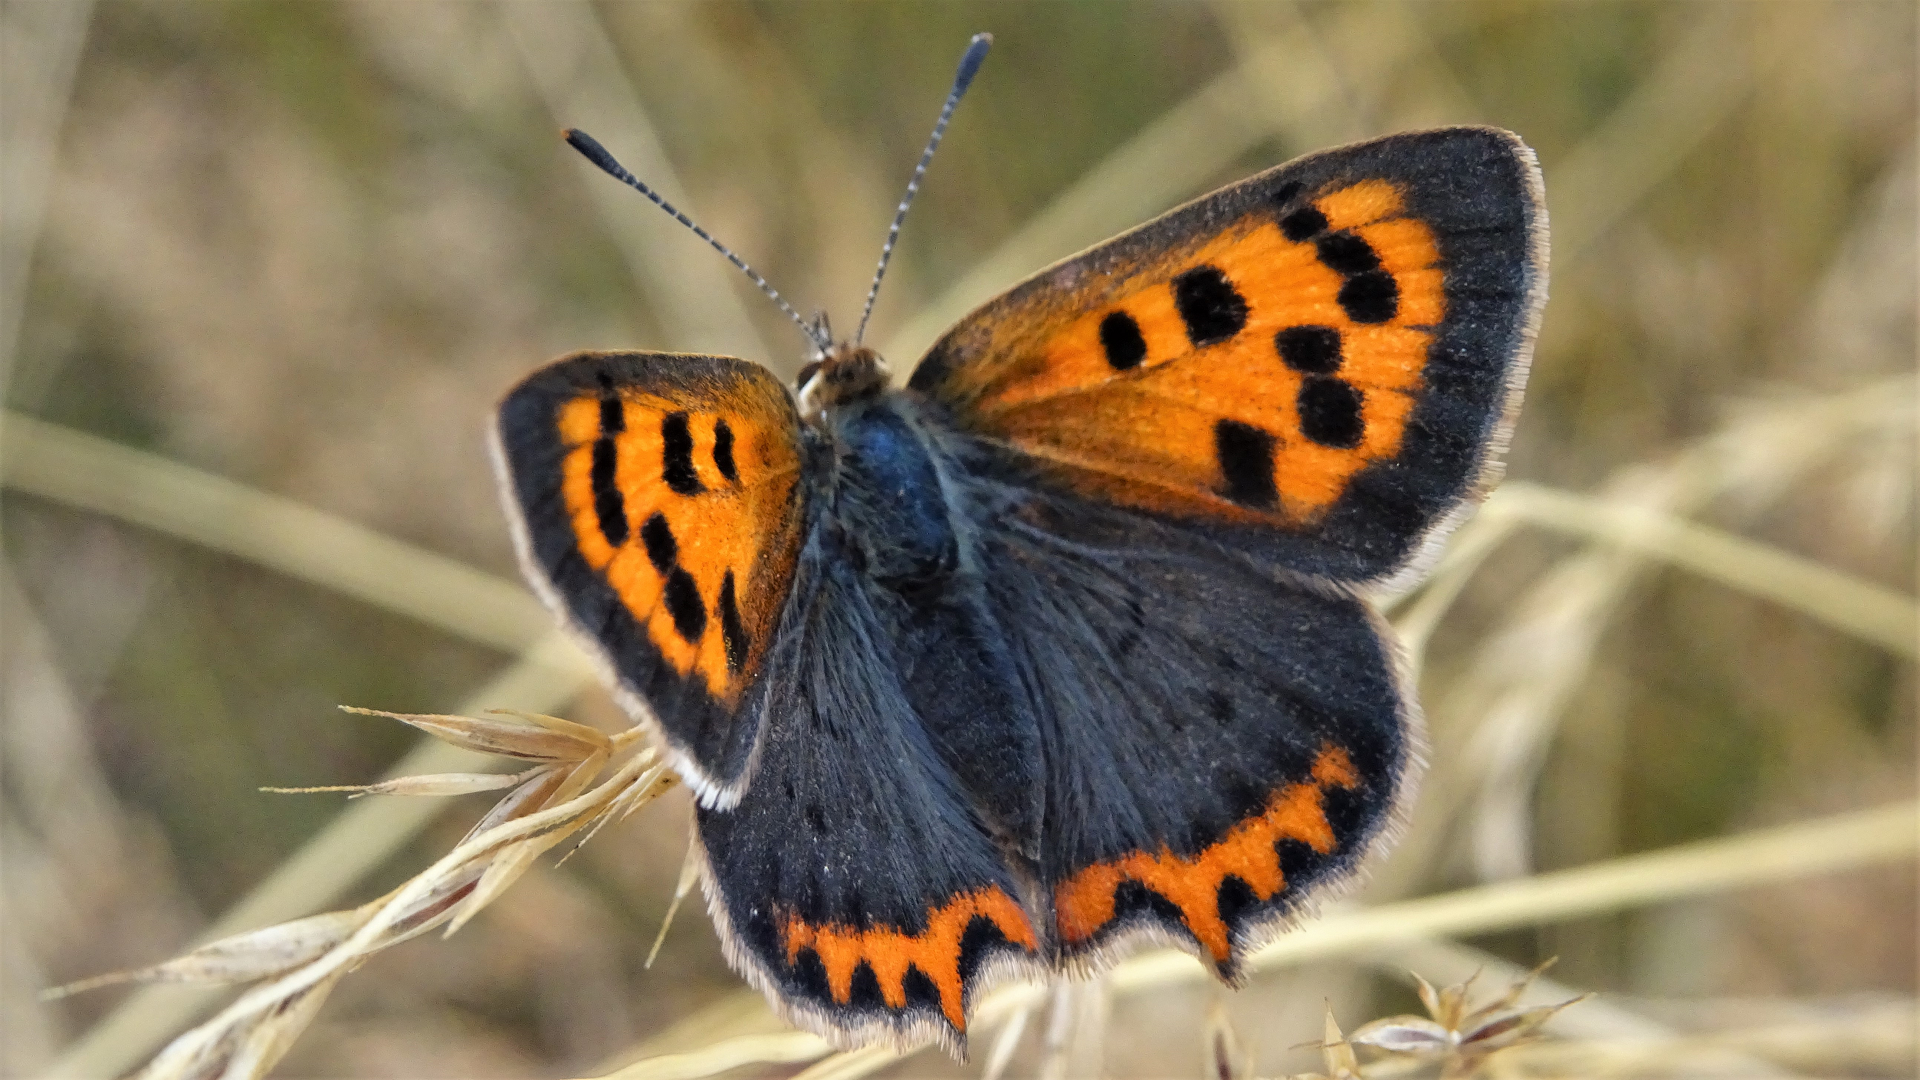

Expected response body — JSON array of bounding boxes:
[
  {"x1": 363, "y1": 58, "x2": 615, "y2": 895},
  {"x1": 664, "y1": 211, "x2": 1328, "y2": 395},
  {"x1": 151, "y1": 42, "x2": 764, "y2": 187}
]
[
  {"x1": 695, "y1": 542, "x2": 1043, "y2": 1050},
  {"x1": 494, "y1": 352, "x2": 805, "y2": 802},
  {"x1": 958, "y1": 457, "x2": 1412, "y2": 977},
  {"x1": 911, "y1": 126, "x2": 1547, "y2": 587}
]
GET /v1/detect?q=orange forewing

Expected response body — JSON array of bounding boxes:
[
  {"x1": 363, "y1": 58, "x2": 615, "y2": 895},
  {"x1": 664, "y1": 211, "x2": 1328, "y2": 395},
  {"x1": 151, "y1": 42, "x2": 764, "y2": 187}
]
[
  {"x1": 1052, "y1": 744, "x2": 1360, "y2": 966},
  {"x1": 926, "y1": 180, "x2": 1442, "y2": 527},
  {"x1": 553, "y1": 379, "x2": 802, "y2": 702}
]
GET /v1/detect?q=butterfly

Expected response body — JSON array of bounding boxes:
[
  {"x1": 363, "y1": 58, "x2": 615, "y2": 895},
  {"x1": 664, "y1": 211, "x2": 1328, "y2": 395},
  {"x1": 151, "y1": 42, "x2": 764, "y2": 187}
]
[{"x1": 492, "y1": 35, "x2": 1547, "y2": 1054}]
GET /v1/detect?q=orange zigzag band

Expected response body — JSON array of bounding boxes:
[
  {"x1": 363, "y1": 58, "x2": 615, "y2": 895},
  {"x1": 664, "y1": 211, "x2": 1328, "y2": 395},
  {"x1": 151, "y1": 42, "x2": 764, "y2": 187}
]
[
  {"x1": 780, "y1": 887, "x2": 1038, "y2": 1030},
  {"x1": 1053, "y1": 743, "x2": 1361, "y2": 963}
]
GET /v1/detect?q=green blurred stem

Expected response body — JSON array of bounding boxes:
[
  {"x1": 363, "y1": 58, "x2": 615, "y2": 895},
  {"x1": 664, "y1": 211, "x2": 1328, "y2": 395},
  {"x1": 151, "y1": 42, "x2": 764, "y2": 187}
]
[{"x1": 1488, "y1": 481, "x2": 1918, "y2": 661}]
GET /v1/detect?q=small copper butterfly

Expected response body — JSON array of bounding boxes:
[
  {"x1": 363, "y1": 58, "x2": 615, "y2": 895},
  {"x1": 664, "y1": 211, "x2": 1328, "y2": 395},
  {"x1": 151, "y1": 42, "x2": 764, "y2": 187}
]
[{"x1": 492, "y1": 34, "x2": 1547, "y2": 1051}]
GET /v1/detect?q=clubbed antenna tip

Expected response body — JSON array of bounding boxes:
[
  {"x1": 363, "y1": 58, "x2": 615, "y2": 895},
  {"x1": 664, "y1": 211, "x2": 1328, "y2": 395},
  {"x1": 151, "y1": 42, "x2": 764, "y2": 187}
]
[
  {"x1": 562, "y1": 128, "x2": 619, "y2": 176},
  {"x1": 954, "y1": 32, "x2": 993, "y2": 95}
]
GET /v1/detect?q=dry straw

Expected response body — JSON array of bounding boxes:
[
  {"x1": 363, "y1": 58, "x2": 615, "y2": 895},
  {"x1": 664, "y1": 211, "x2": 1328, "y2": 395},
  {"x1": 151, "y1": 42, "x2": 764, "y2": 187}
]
[{"x1": 47, "y1": 708, "x2": 677, "y2": 1080}]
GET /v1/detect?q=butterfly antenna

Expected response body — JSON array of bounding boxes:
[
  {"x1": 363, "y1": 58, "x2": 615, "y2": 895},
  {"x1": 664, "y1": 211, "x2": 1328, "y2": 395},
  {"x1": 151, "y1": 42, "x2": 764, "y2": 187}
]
[
  {"x1": 853, "y1": 32, "x2": 993, "y2": 347},
  {"x1": 563, "y1": 128, "x2": 829, "y2": 353}
]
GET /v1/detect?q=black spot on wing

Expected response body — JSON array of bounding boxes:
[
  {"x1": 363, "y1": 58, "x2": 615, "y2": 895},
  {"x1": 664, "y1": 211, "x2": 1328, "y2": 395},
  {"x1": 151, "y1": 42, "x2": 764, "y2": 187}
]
[
  {"x1": 1315, "y1": 231, "x2": 1382, "y2": 275},
  {"x1": 1172, "y1": 265, "x2": 1249, "y2": 347},
  {"x1": 662, "y1": 412, "x2": 704, "y2": 495},
  {"x1": 957, "y1": 914, "x2": 1010, "y2": 983},
  {"x1": 902, "y1": 965, "x2": 941, "y2": 1012},
  {"x1": 712, "y1": 418, "x2": 738, "y2": 482},
  {"x1": 1112, "y1": 880, "x2": 1189, "y2": 936},
  {"x1": 1275, "y1": 837, "x2": 1324, "y2": 897},
  {"x1": 641, "y1": 512, "x2": 676, "y2": 572},
  {"x1": 791, "y1": 947, "x2": 832, "y2": 1001},
  {"x1": 1215, "y1": 874, "x2": 1257, "y2": 929},
  {"x1": 1280, "y1": 205, "x2": 1328, "y2": 241},
  {"x1": 664, "y1": 566, "x2": 706, "y2": 642},
  {"x1": 1298, "y1": 377, "x2": 1366, "y2": 449},
  {"x1": 718, "y1": 570, "x2": 749, "y2": 673},
  {"x1": 598, "y1": 395, "x2": 625, "y2": 434},
  {"x1": 1301, "y1": 226, "x2": 1397, "y2": 324},
  {"x1": 590, "y1": 438, "x2": 629, "y2": 546},
  {"x1": 1214, "y1": 419, "x2": 1279, "y2": 509},
  {"x1": 1338, "y1": 271, "x2": 1399, "y2": 324},
  {"x1": 1321, "y1": 781, "x2": 1369, "y2": 851},
  {"x1": 1276, "y1": 325, "x2": 1342, "y2": 375},
  {"x1": 1099, "y1": 310, "x2": 1148, "y2": 370},
  {"x1": 848, "y1": 962, "x2": 885, "y2": 1011}
]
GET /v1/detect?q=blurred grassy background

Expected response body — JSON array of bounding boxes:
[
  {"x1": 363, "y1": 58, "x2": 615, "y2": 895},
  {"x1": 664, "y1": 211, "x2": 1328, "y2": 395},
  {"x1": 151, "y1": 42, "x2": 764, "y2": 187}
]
[{"x1": 2, "y1": 2, "x2": 1913, "y2": 1077}]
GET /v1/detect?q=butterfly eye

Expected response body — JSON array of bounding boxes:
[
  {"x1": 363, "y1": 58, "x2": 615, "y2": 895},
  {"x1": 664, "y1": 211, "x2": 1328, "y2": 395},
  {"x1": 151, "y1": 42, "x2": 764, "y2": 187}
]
[{"x1": 796, "y1": 361, "x2": 822, "y2": 390}]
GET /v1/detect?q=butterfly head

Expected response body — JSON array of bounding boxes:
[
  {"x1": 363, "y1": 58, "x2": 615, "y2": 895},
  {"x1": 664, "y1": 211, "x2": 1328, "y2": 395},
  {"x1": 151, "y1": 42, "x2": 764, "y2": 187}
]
[
  {"x1": 795, "y1": 341, "x2": 891, "y2": 423},
  {"x1": 790, "y1": 33, "x2": 989, "y2": 426}
]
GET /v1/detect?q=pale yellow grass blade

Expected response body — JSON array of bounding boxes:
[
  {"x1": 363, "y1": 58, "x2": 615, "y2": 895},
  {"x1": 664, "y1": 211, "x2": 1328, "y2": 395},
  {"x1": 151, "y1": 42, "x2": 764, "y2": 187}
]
[
  {"x1": 260, "y1": 772, "x2": 525, "y2": 799},
  {"x1": 1490, "y1": 1001, "x2": 1914, "y2": 1076},
  {"x1": 445, "y1": 749, "x2": 607, "y2": 934},
  {"x1": 1372, "y1": 941, "x2": 1799, "y2": 1076},
  {"x1": 341, "y1": 705, "x2": 612, "y2": 762},
  {"x1": 787, "y1": 1045, "x2": 906, "y2": 1080},
  {"x1": 0, "y1": 410, "x2": 560, "y2": 657},
  {"x1": 645, "y1": 834, "x2": 703, "y2": 969},
  {"x1": 597, "y1": 1033, "x2": 833, "y2": 1080},
  {"x1": 1393, "y1": 377, "x2": 1914, "y2": 890},
  {"x1": 41, "y1": 910, "x2": 364, "y2": 1001},
  {"x1": 979, "y1": 998, "x2": 1036, "y2": 1080},
  {"x1": 1488, "y1": 482, "x2": 1918, "y2": 659}
]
